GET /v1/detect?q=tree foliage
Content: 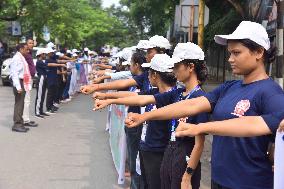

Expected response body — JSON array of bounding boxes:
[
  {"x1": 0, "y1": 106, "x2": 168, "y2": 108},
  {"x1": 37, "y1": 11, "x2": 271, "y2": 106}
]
[
  {"x1": 120, "y1": 0, "x2": 179, "y2": 37},
  {"x1": 0, "y1": 0, "x2": 130, "y2": 49}
]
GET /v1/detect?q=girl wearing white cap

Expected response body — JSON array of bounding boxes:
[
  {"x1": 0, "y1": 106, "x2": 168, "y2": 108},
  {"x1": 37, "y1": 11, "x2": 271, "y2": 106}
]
[
  {"x1": 125, "y1": 21, "x2": 284, "y2": 189},
  {"x1": 94, "y1": 54, "x2": 177, "y2": 189},
  {"x1": 80, "y1": 35, "x2": 171, "y2": 94},
  {"x1": 107, "y1": 42, "x2": 209, "y2": 189}
]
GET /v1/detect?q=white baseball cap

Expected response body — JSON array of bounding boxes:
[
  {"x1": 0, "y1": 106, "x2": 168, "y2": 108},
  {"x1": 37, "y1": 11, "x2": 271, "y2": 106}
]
[
  {"x1": 122, "y1": 56, "x2": 132, "y2": 66},
  {"x1": 84, "y1": 47, "x2": 89, "y2": 52},
  {"x1": 136, "y1": 40, "x2": 151, "y2": 50},
  {"x1": 142, "y1": 54, "x2": 173, "y2": 72},
  {"x1": 72, "y1": 49, "x2": 80, "y2": 53},
  {"x1": 88, "y1": 51, "x2": 97, "y2": 55},
  {"x1": 66, "y1": 50, "x2": 72, "y2": 54},
  {"x1": 46, "y1": 42, "x2": 55, "y2": 49},
  {"x1": 113, "y1": 51, "x2": 123, "y2": 58},
  {"x1": 56, "y1": 52, "x2": 64, "y2": 57},
  {"x1": 45, "y1": 48, "x2": 55, "y2": 54},
  {"x1": 72, "y1": 53, "x2": 78, "y2": 57},
  {"x1": 121, "y1": 48, "x2": 133, "y2": 61},
  {"x1": 171, "y1": 42, "x2": 205, "y2": 64},
  {"x1": 214, "y1": 21, "x2": 270, "y2": 50},
  {"x1": 36, "y1": 48, "x2": 46, "y2": 56},
  {"x1": 147, "y1": 35, "x2": 171, "y2": 50}
]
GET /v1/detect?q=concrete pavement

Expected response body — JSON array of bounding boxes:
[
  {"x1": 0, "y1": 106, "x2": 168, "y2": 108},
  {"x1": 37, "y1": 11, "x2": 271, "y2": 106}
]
[{"x1": 0, "y1": 85, "x2": 130, "y2": 189}]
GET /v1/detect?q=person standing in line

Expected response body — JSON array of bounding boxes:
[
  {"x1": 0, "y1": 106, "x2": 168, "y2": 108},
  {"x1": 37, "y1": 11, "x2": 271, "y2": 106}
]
[
  {"x1": 45, "y1": 48, "x2": 68, "y2": 114},
  {"x1": 10, "y1": 43, "x2": 32, "y2": 132},
  {"x1": 34, "y1": 49, "x2": 50, "y2": 118},
  {"x1": 125, "y1": 21, "x2": 284, "y2": 189},
  {"x1": 23, "y1": 38, "x2": 38, "y2": 127}
]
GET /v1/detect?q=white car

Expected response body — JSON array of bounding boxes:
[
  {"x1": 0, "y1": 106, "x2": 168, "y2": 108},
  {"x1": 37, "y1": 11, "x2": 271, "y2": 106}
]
[
  {"x1": 1, "y1": 48, "x2": 40, "y2": 86},
  {"x1": 1, "y1": 58, "x2": 12, "y2": 86}
]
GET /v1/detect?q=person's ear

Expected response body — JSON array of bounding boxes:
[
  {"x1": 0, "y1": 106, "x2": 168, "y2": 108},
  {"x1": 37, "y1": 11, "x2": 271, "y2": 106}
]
[
  {"x1": 188, "y1": 63, "x2": 195, "y2": 73},
  {"x1": 255, "y1": 48, "x2": 265, "y2": 61}
]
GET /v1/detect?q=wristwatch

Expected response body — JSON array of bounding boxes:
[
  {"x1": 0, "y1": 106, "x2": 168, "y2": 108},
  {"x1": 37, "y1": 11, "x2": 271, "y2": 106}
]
[{"x1": 186, "y1": 166, "x2": 195, "y2": 175}]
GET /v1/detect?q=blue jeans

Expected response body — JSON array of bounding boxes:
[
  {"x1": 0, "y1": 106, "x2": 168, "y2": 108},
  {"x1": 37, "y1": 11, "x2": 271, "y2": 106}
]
[{"x1": 125, "y1": 125, "x2": 144, "y2": 189}]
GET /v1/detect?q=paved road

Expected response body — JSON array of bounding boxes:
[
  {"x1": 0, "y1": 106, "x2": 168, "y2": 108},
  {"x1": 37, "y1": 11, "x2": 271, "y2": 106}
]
[
  {"x1": 0, "y1": 84, "x2": 132, "y2": 189},
  {"x1": 0, "y1": 82, "x2": 214, "y2": 189}
]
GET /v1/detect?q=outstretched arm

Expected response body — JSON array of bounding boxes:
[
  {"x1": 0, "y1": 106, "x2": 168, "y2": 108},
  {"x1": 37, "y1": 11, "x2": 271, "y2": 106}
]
[
  {"x1": 93, "y1": 91, "x2": 138, "y2": 100},
  {"x1": 94, "y1": 95, "x2": 155, "y2": 111},
  {"x1": 125, "y1": 96, "x2": 211, "y2": 127},
  {"x1": 175, "y1": 116, "x2": 272, "y2": 137},
  {"x1": 80, "y1": 78, "x2": 137, "y2": 94}
]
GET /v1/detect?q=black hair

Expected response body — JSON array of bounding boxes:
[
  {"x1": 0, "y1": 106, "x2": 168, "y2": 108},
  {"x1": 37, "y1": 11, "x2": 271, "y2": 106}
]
[
  {"x1": 180, "y1": 59, "x2": 208, "y2": 85},
  {"x1": 149, "y1": 68, "x2": 177, "y2": 86},
  {"x1": 26, "y1": 38, "x2": 34, "y2": 42},
  {"x1": 132, "y1": 52, "x2": 146, "y2": 65},
  {"x1": 229, "y1": 39, "x2": 276, "y2": 64},
  {"x1": 16, "y1": 43, "x2": 27, "y2": 51},
  {"x1": 60, "y1": 49, "x2": 66, "y2": 54}
]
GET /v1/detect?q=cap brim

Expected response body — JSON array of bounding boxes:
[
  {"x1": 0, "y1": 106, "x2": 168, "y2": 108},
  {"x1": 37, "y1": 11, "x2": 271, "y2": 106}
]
[
  {"x1": 141, "y1": 63, "x2": 151, "y2": 68},
  {"x1": 122, "y1": 61, "x2": 130, "y2": 66},
  {"x1": 171, "y1": 57, "x2": 183, "y2": 64},
  {"x1": 214, "y1": 34, "x2": 244, "y2": 46}
]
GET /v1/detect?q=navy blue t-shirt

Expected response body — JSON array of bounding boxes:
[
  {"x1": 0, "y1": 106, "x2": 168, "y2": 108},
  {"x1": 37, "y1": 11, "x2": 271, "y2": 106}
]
[
  {"x1": 204, "y1": 79, "x2": 284, "y2": 189},
  {"x1": 154, "y1": 87, "x2": 209, "y2": 143},
  {"x1": 46, "y1": 58, "x2": 58, "y2": 86},
  {"x1": 133, "y1": 71, "x2": 151, "y2": 93},
  {"x1": 139, "y1": 88, "x2": 172, "y2": 152},
  {"x1": 127, "y1": 82, "x2": 141, "y2": 114},
  {"x1": 262, "y1": 111, "x2": 284, "y2": 133},
  {"x1": 36, "y1": 59, "x2": 47, "y2": 76}
]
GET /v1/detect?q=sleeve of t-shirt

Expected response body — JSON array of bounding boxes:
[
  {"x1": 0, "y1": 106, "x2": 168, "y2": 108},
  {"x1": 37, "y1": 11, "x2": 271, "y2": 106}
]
[
  {"x1": 154, "y1": 89, "x2": 180, "y2": 107},
  {"x1": 138, "y1": 88, "x2": 158, "y2": 96},
  {"x1": 261, "y1": 111, "x2": 284, "y2": 134},
  {"x1": 36, "y1": 60, "x2": 46, "y2": 69},
  {"x1": 203, "y1": 82, "x2": 229, "y2": 110},
  {"x1": 133, "y1": 73, "x2": 145, "y2": 89}
]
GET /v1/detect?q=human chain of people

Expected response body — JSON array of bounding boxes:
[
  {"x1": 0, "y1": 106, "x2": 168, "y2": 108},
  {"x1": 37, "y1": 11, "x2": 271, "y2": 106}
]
[{"x1": 4, "y1": 21, "x2": 284, "y2": 189}]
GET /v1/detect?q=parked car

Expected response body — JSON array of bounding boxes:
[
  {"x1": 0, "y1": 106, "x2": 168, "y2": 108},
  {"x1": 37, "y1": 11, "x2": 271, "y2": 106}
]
[
  {"x1": 1, "y1": 58, "x2": 12, "y2": 86},
  {"x1": 1, "y1": 47, "x2": 42, "y2": 86}
]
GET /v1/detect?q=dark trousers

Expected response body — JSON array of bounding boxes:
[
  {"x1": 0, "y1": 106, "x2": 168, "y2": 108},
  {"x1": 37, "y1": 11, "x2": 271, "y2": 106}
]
[
  {"x1": 13, "y1": 80, "x2": 26, "y2": 128},
  {"x1": 35, "y1": 75, "x2": 47, "y2": 115},
  {"x1": 125, "y1": 126, "x2": 144, "y2": 189},
  {"x1": 62, "y1": 74, "x2": 71, "y2": 99},
  {"x1": 46, "y1": 84, "x2": 57, "y2": 110},
  {"x1": 211, "y1": 180, "x2": 231, "y2": 189},
  {"x1": 160, "y1": 141, "x2": 201, "y2": 189},
  {"x1": 140, "y1": 150, "x2": 164, "y2": 189},
  {"x1": 56, "y1": 76, "x2": 66, "y2": 103}
]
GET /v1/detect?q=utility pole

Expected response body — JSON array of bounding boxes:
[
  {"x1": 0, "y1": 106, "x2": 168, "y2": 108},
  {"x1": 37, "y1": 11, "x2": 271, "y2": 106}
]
[
  {"x1": 189, "y1": 5, "x2": 195, "y2": 42},
  {"x1": 198, "y1": 0, "x2": 205, "y2": 49},
  {"x1": 276, "y1": 0, "x2": 284, "y2": 89}
]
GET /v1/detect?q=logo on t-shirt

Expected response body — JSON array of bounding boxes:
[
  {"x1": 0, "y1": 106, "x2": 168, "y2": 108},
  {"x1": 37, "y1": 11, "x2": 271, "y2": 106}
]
[
  {"x1": 178, "y1": 117, "x2": 188, "y2": 123},
  {"x1": 231, "y1": 100, "x2": 250, "y2": 117}
]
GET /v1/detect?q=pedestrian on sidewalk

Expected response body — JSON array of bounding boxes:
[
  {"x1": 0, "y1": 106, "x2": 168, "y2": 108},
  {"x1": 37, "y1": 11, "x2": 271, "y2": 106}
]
[{"x1": 10, "y1": 43, "x2": 31, "y2": 132}]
